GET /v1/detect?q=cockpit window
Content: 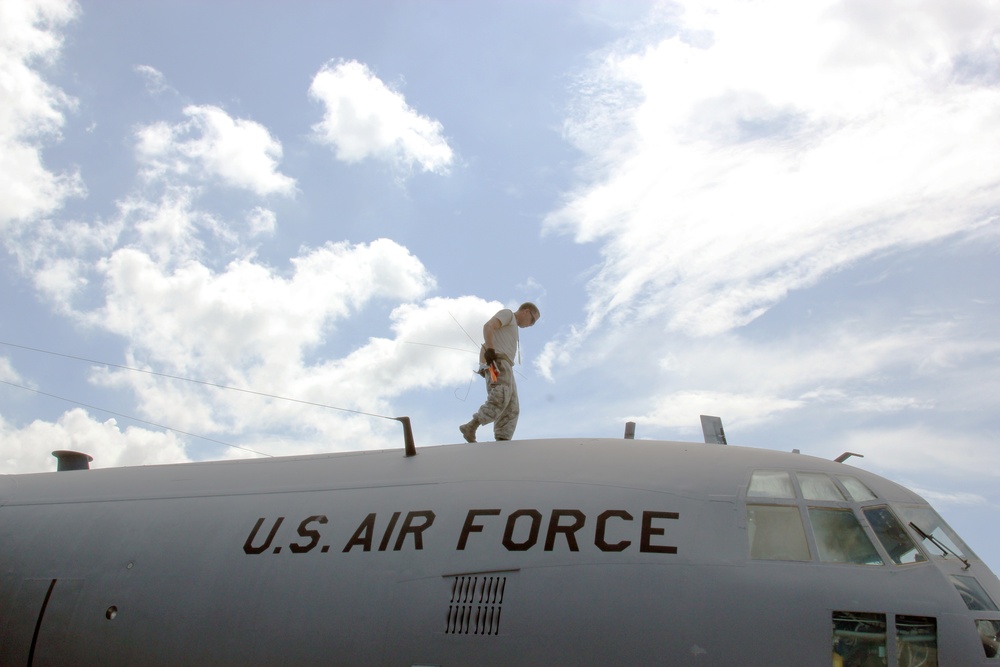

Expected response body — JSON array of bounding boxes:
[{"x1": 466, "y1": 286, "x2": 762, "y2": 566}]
[
  {"x1": 747, "y1": 505, "x2": 811, "y2": 561},
  {"x1": 977, "y1": 620, "x2": 1000, "y2": 659},
  {"x1": 863, "y1": 506, "x2": 926, "y2": 565},
  {"x1": 836, "y1": 475, "x2": 877, "y2": 501},
  {"x1": 798, "y1": 473, "x2": 846, "y2": 501},
  {"x1": 743, "y1": 472, "x2": 945, "y2": 569},
  {"x1": 951, "y1": 575, "x2": 999, "y2": 612},
  {"x1": 747, "y1": 471, "x2": 795, "y2": 499},
  {"x1": 809, "y1": 508, "x2": 883, "y2": 565},
  {"x1": 895, "y1": 505, "x2": 976, "y2": 563}
]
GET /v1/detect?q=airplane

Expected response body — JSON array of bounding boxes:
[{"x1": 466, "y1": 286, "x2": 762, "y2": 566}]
[{"x1": 1, "y1": 418, "x2": 999, "y2": 666}]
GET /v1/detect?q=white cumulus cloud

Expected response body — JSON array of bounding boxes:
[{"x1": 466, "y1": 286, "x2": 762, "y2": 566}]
[
  {"x1": 0, "y1": 0, "x2": 84, "y2": 232},
  {"x1": 0, "y1": 409, "x2": 191, "y2": 474},
  {"x1": 309, "y1": 59, "x2": 454, "y2": 174},
  {"x1": 136, "y1": 104, "x2": 297, "y2": 197}
]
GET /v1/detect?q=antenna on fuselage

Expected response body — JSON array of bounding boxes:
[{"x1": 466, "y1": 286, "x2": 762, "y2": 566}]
[
  {"x1": 396, "y1": 417, "x2": 416, "y2": 457},
  {"x1": 834, "y1": 452, "x2": 864, "y2": 463},
  {"x1": 624, "y1": 421, "x2": 636, "y2": 439},
  {"x1": 700, "y1": 415, "x2": 727, "y2": 444}
]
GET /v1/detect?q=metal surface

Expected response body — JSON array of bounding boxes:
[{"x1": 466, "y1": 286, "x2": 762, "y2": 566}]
[
  {"x1": 700, "y1": 415, "x2": 727, "y2": 444},
  {"x1": 2, "y1": 438, "x2": 998, "y2": 665}
]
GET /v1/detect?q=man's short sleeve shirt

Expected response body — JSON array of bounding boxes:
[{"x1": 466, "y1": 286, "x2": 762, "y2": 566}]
[{"x1": 492, "y1": 308, "x2": 519, "y2": 363}]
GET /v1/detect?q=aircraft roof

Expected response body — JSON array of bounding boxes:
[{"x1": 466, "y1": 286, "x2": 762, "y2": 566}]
[{"x1": 0, "y1": 439, "x2": 925, "y2": 507}]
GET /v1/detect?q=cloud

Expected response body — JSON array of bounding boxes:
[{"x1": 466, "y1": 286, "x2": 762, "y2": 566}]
[
  {"x1": 840, "y1": 425, "x2": 1000, "y2": 482},
  {"x1": 0, "y1": 409, "x2": 191, "y2": 474},
  {"x1": 135, "y1": 105, "x2": 297, "y2": 196},
  {"x1": 134, "y1": 64, "x2": 175, "y2": 96},
  {"x1": 0, "y1": 20, "x2": 469, "y2": 465},
  {"x1": 309, "y1": 59, "x2": 454, "y2": 174},
  {"x1": 0, "y1": 0, "x2": 84, "y2": 232},
  {"x1": 634, "y1": 390, "x2": 803, "y2": 431},
  {"x1": 3, "y1": 230, "x2": 475, "y2": 465},
  {"x1": 76, "y1": 235, "x2": 445, "y2": 436},
  {"x1": 545, "y1": 0, "x2": 1000, "y2": 353},
  {"x1": 0, "y1": 357, "x2": 24, "y2": 384},
  {"x1": 92, "y1": 237, "x2": 436, "y2": 374},
  {"x1": 906, "y1": 487, "x2": 989, "y2": 507},
  {"x1": 539, "y1": 309, "x2": 998, "y2": 441},
  {"x1": 245, "y1": 206, "x2": 276, "y2": 236}
]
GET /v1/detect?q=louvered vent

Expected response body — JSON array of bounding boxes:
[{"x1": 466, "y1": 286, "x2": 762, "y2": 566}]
[{"x1": 446, "y1": 575, "x2": 506, "y2": 635}]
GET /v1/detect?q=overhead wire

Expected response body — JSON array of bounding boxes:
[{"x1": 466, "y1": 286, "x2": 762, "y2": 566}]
[
  {"x1": 0, "y1": 318, "x2": 517, "y2": 456},
  {"x1": 448, "y1": 310, "x2": 483, "y2": 351},
  {"x1": 408, "y1": 317, "x2": 484, "y2": 402},
  {"x1": 0, "y1": 339, "x2": 419, "y2": 459},
  {"x1": 402, "y1": 341, "x2": 479, "y2": 355},
  {"x1": 446, "y1": 310, "x2": 529, "y2": 380},
  {"x1": 0, "y1": 379, "x2": 271, "y2": 458},
  {"x1": 0, "y1": 340, "x2": 400, "y2": 421}
]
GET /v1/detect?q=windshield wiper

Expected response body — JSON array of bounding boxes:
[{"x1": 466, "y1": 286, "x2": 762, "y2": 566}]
[{"x1": 909, "y1": 522, "x2": 970, "y2": 570}]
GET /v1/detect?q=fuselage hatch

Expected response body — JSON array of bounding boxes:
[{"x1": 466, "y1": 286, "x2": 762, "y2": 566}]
[{"x1": 1, "y1": 438, "x2": 998, "y2": 666}]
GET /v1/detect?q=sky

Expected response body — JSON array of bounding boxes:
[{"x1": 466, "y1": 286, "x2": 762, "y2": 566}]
[{"x1": 1, "y1": 0, "x2": 999, "y2": 572}]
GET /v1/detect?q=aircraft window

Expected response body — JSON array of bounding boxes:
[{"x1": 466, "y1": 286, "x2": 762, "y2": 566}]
[
  {"x1": 747, "y1": 505, "x2": 811, "y2": 561},
  {"x1": 809, "y1": 508, "x2": 883, "y2": 565},
  {"x1": 895, "y1": 506, "x2": 976, "y2": 563},
  {"x1": 837, "y1": 475, "x2": 878, "y2": 501},
  {"x1": 862, "y1": 506, "x2": 926, "y2": 565},
  {"x1": 748, "y1": 470, "x2": 796, "y2": 499},
  {"x1": 976, "y1": 620, "x2": 1000, "y2": 659},
  {"x1": 896, "y1": 615, "x2": 937, "y2": 667},
  {"x1": 799, "y1": 473, "x2": 847, "y2": 501},
  {"x1": 832, "y1": 611, "x2": 886, "y2": 667},
  {"x1": 951, "y1": 575, "x2": 1000, "y2": 612}
]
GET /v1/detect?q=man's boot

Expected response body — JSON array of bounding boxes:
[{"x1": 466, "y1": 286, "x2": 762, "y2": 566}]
[{"x1": 459, "y1": 416, "x2": 480, "y2": 443}]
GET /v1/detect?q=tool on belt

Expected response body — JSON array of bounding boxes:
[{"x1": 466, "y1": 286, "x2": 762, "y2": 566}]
[
  {"x1": 476, "y1": 347, "x2": 501, "y2": 382},
  {"x1": 476, "y1": 362, "x2": 499, "y2": 382}
]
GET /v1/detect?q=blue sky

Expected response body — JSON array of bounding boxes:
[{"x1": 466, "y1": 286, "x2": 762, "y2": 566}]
[{"x1": 2, "y1": 0, "x2": 1000, "y2": 572}]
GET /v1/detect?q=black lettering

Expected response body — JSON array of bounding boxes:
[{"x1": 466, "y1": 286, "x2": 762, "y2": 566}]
[
  {"x1": 393, "y1": 510, "x2": 435, "y2": 550},
  {"x1": 457, "y1": 509, "x2": 501, "y2": 550},
  {"x1": 289, "y1": 515, "x2": 328, "y2": 554},
  {"x1": 343, "y1": 513, "x2": 376, "y2": 552},
  {"x1": 378, "y1": 511, "x2": 402, "y2": 552},
  {"x1": 502, "y1": 509, "x2": 542, "y2": 551},
  {"x1": 595, "y1": 510, "x2": 633, "y2": 552},
  {"x1": 640, "y1": 510, "x2": 679, "y2": 554},
  {"x1": 544, "y1": 509, "x2": 586, "y2": 551},
  {"x1": 243, "y1": 517, "x2": 284, "y2": 555}
]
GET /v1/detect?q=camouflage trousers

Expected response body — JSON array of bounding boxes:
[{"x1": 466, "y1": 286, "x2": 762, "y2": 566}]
[{"x1": 474, "y1": 359, "x2": 519, "y2": 440}]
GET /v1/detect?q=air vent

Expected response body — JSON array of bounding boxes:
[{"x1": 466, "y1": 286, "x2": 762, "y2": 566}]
[
  {"x1": 446, "y1": 575, "x2": 506, "y2": 636},
  {"x1": 52, "y1": 450, "x2": 93, "y2": 471}
]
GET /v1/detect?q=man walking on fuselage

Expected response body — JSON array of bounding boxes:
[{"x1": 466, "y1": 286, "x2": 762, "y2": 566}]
[{"x1": 459, "y1": 302, "x2": 540, "y2": 442}]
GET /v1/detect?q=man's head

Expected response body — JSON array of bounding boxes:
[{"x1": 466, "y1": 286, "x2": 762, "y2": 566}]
[{"x1": 515, "y1": 302, "x2": 540, "y2": 328}]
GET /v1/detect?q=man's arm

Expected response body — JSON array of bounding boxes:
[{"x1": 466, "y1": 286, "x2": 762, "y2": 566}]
[
  {"x1": 482, "y1": 316, "x2": 502, "y2": 363},
  {"x1": 483, "y1": 317, "x2": 502, "y2": 350}
]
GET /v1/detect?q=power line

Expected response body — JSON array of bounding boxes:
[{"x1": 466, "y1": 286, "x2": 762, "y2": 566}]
[
  {"x1": 448, "y1": 311, "x2": 482, "y2": 350},
  {"x1": 0, "y1": 340, "x2": 396, "y2": 422},
  {"x1": 0, "y1": 379, "x2": 271, "y2": 458},
  {"x1": 403, "y1": 341, "x2": 478, "y2": 355}
]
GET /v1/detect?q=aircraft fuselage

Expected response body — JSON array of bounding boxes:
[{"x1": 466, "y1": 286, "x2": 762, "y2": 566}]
[{"x1": 1, "y1": 439, "x2": 998, "y2": 666}]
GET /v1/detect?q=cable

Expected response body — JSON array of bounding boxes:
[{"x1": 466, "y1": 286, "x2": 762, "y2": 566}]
[
  {"x1": 0, "y1": 340, "x2": 397, "y2": 422},
  {"x1": 0, "y1": 379, "x2": 271, "y2": 458},
  {"x1": 403, "y1": 341, "x2": 478, "y2": 354},
  {"x1": 448, "y1": 311, "x2": 482, "y2": 350},
  {"x1": 444, "y1": 312, "x2": 528, "y2": 380}
]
